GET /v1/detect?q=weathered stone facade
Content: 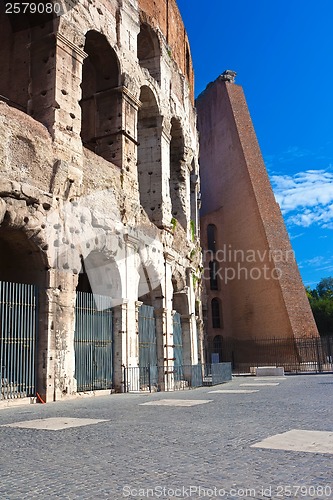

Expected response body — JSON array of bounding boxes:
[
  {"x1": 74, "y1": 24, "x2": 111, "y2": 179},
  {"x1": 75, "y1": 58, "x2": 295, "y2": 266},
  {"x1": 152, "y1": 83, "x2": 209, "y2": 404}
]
[
  {"x1": 197, "y1": 73, "x2": 319, "y2": 354},
  {"x1": 0, "y1": 0, "x2": 202, "y2": 401}
]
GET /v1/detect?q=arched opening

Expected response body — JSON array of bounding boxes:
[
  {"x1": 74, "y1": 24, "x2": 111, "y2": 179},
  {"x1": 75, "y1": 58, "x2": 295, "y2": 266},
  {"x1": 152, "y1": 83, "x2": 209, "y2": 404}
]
[
  {"x1": 0, "y1": 227, "x2": 47, "y2": 400},
  {"x1": 190, "y1": 160, "x2": 198, "y2": 238},
  {"x1": 209, "y1": 260, "x2": 219, "y2": 291},
  {"x1": 137, "y1": 23, "x2": 161, "y2": 83},
  {"x1": 207, "y1": 224, "x2": 217, "y2": 253},
  {"x1": 211, "y1": 298, "x2": 223, "y2": 329},
  {"x1": 170, "y1": 118, "x2": 187, "y2": 230},
  {"x1": 80, "y1": 31, "x2": 121, "y2": 165},
  {"x1": 137, "y1": 86, "x2": 163, "y2": 226},
  {"x1": 74, "y1": 251, "x2": 121, "y2": 392},
  {"x1": 185, "y1": 45, "x2": 191, "y2": 80},
  {"x1": 138, "y1": 272, "x2": 162, "y2": 389},
  {"x1": 212, "y1": 334, "x2": 223, "y2": 362},
  {"x1": 0, "y1": 5, "x2": 55, "y2": 124}
]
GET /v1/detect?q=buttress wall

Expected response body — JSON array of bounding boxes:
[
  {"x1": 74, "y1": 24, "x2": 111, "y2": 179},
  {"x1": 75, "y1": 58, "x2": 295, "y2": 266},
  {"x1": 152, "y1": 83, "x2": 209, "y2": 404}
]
[{"x1": 197, "y1": 75, "x2": 318, "y2": 342}]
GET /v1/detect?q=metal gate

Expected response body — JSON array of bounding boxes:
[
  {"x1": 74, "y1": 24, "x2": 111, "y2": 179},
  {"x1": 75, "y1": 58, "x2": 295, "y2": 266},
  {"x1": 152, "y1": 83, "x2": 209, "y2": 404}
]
[
  {"x1": 173, "y1": 312, "x2": 183, "y2": 366},
  {"x1": 0, "y1": 281, "x2": 38, "y2": 400},
  {"x1": 173, "y1": 311, "x2": 184, "y2": 381},
  {"x1": 74, "y1": 292, "x2": 113, "y2": 392},
  {"x1": 138, "y1": 304, "x2": 158, "y2": 387}
]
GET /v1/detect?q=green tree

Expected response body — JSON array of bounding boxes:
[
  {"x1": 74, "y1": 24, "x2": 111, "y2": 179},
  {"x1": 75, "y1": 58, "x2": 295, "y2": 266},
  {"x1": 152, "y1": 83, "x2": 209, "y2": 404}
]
[
  {"x1": 316, "y1": 276, "x2": 333, "y2": 299},
  {"x1": 307, "y1": 277, "x2": 333, "y2": 336}
]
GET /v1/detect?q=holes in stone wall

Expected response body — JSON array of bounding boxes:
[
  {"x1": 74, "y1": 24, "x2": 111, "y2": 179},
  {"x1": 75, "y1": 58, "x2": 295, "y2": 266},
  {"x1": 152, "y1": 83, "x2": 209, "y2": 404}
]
[
  {"x1": 0, "y1": 5, "x2": 55, "y2": 123},
  {"x1": 137, "y1": 86, "x2": 163, "y2": 226}
]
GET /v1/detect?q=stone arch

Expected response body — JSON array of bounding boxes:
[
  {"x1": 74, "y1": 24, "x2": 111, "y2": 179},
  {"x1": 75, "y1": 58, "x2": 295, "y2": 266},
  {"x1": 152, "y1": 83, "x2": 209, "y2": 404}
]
[
  {"x1": 209, "y1": 260, "x2": 219, "y2": 291},
  {"x1": 0, "y1": 226, "x2": 48, "y2": 287},
  {"x1": 137, "y1": 23, "x2": 161, "y2": 83},
  {"x1": 76, "y1": 250, "x2": 122, "y2": 307},
  {"x1": 185, "y1": 44, "x2": 191, "y2": 80},
  {"x1": 211, "y1": 297, "x2": 223, "y2": 329},
  {"x1": 80, "y1": 30, "x2": 122, "y2": 166},
  {"x1": 190, "y1": 159, "x2": 199, "y2": 237},
  {"x1": 0, "y1": 224, "x2": 49, "y2": 400},
  {"x1": 170, "y1": 117, "x2": 187, "y2": 230},
  {"x1": 212, "y1": 334, "x2": 223, "y2": 361},
  {"x1": 137, "y1": 86, "x2": 163, "y2": 226},
  {"x1": 0, "y1": 5, "x2": 58, "y2": 127},
  {"x1": 207, "y1": 223, "x2": 217, "y2": 253}
]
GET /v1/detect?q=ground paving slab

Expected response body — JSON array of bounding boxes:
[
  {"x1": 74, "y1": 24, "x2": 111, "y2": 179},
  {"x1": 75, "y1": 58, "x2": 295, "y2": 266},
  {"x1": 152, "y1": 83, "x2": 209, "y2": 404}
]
[{"x1": 0, "y1": 375, "x2": 332, "y2": 499}]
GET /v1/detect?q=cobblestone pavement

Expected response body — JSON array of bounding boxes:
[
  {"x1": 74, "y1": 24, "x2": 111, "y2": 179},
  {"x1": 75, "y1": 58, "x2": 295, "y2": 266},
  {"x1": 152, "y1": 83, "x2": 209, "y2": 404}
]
[{"x1": 0, "y1": 374, "x2": 332, "y2": 499}]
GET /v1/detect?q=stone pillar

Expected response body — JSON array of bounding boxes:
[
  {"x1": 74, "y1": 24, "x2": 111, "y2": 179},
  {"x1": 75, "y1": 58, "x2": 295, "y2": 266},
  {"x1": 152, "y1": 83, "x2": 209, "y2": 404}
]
[
  {"x1": 121, "y1": 87, "x2": 141, "y2": 180},
  {"x1": 160, "y1": 125, "x2": 173, "y2": 227},
  {"x1": 164, "y1": 253, "x2": 175, "y2": 390},
  {"x1": 49, "y1": 269, "x2": 77, "y2": 401},
  {"x1": 29, "y1": 32, "x2": 87, "y2": 163},
  {"x1": 187, "y1": 267, "x2": 199, "y2": 365},
  {"x1": 155, "y1": 307, "x2": 167, "y2": 391},
  {"x1": 37, "y1": 280, "x2": 56, "y2": 403},
  {"x1": 113, "y1": 300, "x2": 128, "y2": 392}
]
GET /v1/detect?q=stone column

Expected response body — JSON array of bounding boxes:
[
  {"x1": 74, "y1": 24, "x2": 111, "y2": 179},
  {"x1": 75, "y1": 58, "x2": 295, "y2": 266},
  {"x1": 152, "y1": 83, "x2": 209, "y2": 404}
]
[
  {"x1": 113, "y1": 300, "x2": 129, "y2": 392},
  {"x1": 154, "y1": 307, "x2": 167, "y2": 391},
  {"x1": 48, "y1": 269, "x2": 77, "y2": 401},
  {"x1": 29, "y1": 32, "x2": 87, "y2": 164},
  {"x1": 163, "y1": 252, "x2": 175, "y2": 390},
  {"x1": 160, "y1": 124, "x2": 173, "y2": 227}
]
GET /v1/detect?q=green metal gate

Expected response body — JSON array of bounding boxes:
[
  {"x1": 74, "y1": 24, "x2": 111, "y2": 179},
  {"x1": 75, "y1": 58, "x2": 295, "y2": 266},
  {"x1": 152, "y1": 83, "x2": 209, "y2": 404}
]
[
  {"x1": 173, "y1": 312, "x2": 183, "y2": 367},
  {"x1": 138, "y1": 304, "x2": 158, "y2": 386},
  {"x1": 74, "y1": 292, "x2": 113, "y2": 392},
  {"x1": 0, "y1": 281, "x2": 38, "y2": 400},
  {"x1": 173, "y1": 311, "x2": 184, "y2": 381}
]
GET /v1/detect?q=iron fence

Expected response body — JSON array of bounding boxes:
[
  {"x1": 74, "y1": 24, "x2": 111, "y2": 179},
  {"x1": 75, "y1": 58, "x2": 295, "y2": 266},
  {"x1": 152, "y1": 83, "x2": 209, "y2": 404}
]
[
  {"x1": 124, "y1": 363, "x2": 232, "y2": 392},
  {"x1": 74, "y1": 292, "x2": 113, "y2": 392},
  {"x1": 0, "y1": 281, "x2": 38, "y2": 400},
  {"x1": 206, "y1": 336, "x2": 333, "y2": 374}
]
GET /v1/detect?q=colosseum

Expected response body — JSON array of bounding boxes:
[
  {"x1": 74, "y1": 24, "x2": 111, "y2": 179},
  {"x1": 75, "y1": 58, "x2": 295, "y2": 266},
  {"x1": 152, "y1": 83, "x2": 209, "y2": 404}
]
[{"x1": 0, "y1": 0, "x2": 204, "y2": 402}]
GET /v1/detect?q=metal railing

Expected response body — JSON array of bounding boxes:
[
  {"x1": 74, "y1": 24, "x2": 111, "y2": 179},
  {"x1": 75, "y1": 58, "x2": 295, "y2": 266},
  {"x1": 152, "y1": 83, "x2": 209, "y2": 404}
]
[
  {"x1": 0, "y1": 281, "x2": 38, "y2": 400},
  {"x1": 206, "y1": 336, "x2": 333, "y2": 375},
  {"x1": 123, "y1": 363, "x2": 232, "y2": 393},
  {"x1": 74, "y1": 292, "x2": 113, "y2": 392}
]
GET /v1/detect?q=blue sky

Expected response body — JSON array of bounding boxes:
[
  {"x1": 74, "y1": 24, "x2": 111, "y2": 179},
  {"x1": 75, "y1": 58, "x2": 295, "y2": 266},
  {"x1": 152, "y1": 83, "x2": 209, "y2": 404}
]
[{"x1": 177, "y1": 0, "x2": 333, "y2": 287}]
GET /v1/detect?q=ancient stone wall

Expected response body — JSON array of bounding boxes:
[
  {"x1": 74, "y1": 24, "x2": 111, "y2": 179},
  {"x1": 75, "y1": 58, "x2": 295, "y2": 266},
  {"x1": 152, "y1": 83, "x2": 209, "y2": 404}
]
[{"x1": 0, "y1": 0, "x2": 202, "y2": 402}]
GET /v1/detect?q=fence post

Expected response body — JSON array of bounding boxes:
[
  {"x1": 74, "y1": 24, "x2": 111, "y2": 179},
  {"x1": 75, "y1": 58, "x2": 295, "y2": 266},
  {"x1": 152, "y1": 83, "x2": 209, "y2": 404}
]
[
  {"x1": 148, "y1": 364, "x2": 151, "y2": 393},
  {"x1": 122, "y1": 364, "x2": 127, "y2": 393},
  {"x1": 316, "y1": 337, "x2": 322, "y2": 373}
]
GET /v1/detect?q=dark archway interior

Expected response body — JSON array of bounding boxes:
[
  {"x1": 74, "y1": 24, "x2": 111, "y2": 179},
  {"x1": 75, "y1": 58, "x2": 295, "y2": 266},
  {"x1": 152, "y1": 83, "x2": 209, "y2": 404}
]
[
  {"x1": 170, "y1": 118, "x2": 186, "y2": 230},
  {"x1": 0, "y1": 4, "x2": 55, "y2": 115},
  {"x1": 76, "y1": 257, "x2": 92, "y2": 293},
  {"x1": 0, "y1": 228, "x2": 46, "y2": 287},
  {"x1": 137, "y1": 23, "x2": 161, "y2": 83},
  {"x1": 80, "y1": 31, "x2": 121, "y2": 165}
]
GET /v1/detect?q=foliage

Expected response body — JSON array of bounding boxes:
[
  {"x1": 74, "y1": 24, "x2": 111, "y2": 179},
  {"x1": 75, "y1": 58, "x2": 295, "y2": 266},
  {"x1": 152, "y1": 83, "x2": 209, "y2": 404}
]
[
  {"x1": 190, "y1": 220, "x2": 196, "y2": 242},
  {"x1": 170, "y1": 217, "x2": 177, "y2": 233},
  {"x1": 307, "y1": 277, "x2": 333, "y2": 336}
]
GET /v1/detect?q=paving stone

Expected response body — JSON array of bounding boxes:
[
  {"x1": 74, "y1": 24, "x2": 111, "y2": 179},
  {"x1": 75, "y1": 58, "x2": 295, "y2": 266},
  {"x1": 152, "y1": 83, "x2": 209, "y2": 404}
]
[{"x1": 0, "y1": 375, "x2": 332, "y2": 499}]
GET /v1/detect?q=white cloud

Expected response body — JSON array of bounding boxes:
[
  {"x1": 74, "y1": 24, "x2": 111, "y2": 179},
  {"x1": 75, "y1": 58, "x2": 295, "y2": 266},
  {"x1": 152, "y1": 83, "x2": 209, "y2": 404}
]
[{"x1": 270, "y1": 169, "x2": 333, "y2": 228}]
